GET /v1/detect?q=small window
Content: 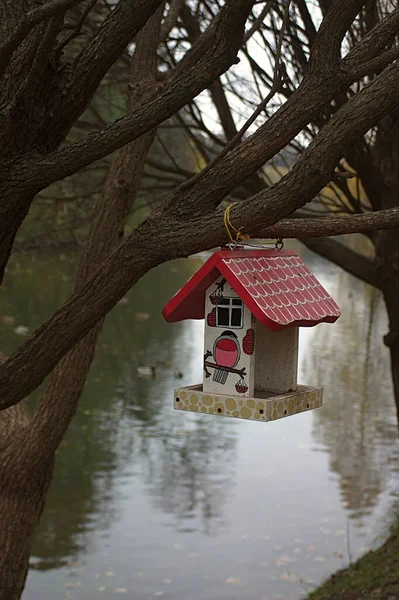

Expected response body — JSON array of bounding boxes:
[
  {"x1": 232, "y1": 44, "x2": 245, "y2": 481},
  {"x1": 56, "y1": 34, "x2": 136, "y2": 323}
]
[
  {"x1": 216, "y1": 298, "x2": 243, "y2": 328},
  {"x1": 219, "y1": 298, "x2": 230, "y2": 306},
  {"x1": 217, "y1": 307, "x2": 230, "y2": 326}
]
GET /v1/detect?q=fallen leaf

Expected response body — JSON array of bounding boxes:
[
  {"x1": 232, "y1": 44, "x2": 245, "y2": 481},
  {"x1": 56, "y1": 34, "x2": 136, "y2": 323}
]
[
  {"x1": 153, "y1": 592, "x2": 164, "y2": 597},
  {"x1": 314, "y1": 556, "x2": 325, "y2": 562},
  {"x1": 225, "y1": 578, "x2": 241, "y2": 584},
  {"x1": 114, "y1": 589, "x2": 128, "y2": 594},
  {"x1": 276, "y1": 555, "x2": 296, "y2": 567},
  {"x1": 14, "y1": 325, "x2": 29, "y2": 336},
  {"x1": 135, "y1": 312, "x2": 150, "y2": 320},
  {"x1": 98, "y1": 587, "x2": 106, "y2": 592},
  {"x1": 280, "y1": 571, "x2": 298, "y2": 582},
  {"x1": 118, "y1": 297, "x2": 129, "y2": 305},
  {"x1": 105, "y1": 570, "x2": 115, "y2": 576},
  {"x1": 65, "y1": 581, "x2": 82, "y2": 588}
]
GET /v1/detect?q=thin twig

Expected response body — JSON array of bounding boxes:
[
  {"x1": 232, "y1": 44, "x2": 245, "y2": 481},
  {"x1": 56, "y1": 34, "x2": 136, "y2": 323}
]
[
  {"x1": 0, "y1": 0, "x2": 86, "y2": 77},
  {"x1": 244, "y1": 0, "x2": 275, "y2": 43},
  {"x1": 55, "y1": 0, "x2": 98, "y2": 55},
  {"x1": 179, "y1": 0, "x2": 292, "y2": 191}
]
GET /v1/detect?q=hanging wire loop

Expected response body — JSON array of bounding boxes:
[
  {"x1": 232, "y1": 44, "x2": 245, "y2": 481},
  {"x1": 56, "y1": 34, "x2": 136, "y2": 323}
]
[{"x1": 223, "y1": 203, "x2": 251, "y2": 248}]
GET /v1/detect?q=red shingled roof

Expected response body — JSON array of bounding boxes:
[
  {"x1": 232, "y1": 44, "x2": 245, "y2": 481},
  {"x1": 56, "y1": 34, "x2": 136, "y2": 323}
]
[{"x1": 162, "y1": 249, "x2": 340, "y2": 331}]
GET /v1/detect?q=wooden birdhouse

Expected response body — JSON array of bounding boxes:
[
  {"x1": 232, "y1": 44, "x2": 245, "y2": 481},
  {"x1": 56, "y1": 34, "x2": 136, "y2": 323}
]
[{"x1": 163, "y1": 248, "x2": 340, "y2": 423}]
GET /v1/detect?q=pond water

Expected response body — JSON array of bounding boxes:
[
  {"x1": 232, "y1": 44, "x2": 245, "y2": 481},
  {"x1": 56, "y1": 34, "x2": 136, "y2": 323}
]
[{"x1": 1, "y1": 242, "x2": 399, "y2": 600}]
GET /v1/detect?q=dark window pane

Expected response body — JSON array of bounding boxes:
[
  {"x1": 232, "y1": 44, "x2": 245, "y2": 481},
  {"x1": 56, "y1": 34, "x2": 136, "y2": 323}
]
[
  {"x1": 219, "y1": 298, "x2": 230, "y2": 305},
  {"x1": 231, "y1": 308, "x2": 242, "y2": 327},
  {"x1": 232, "y1": 299, "x2": 243, "y2": 306},
  {"x1": 217, "y1": 307, "x2": 230, "y2": 326}
]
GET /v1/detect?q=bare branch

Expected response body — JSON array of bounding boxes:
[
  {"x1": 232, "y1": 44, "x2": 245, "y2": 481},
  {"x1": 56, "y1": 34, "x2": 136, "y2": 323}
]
[
  {"x1": 159, "y1": 0, "x2": 184, "y2": 42},
  {"x1": 257, "y1": 208, "x2": 399, "y2": 239},
  {"x1": 23, "y1": 0, "x2": 256, "y2": 188},
  {"x1": 0, "y1": 0, "x2": 86, "y2": 78},
  {"x1": 244, "y1": 0, "x2": 274, "y2": 42},
  {"x1": 301, "y1": 237, "x2": 380, "y2": 289},
  {"x1": 349, "y1": 45, "x2": 399, "y2": 80},
  {"x1": 343, "y1": 6, "x2": 399, "y2": 73},
  {"x1": 47, "y1": 0, "x2": 165, "y2": 148},
  {"x1": 309, "y1": 0, "x2": 366, "y2": 73},
  {"x1": 179, "y1": 0, "x2": 292, "y2": 190},
  {"x1": 55, "y1": 0, "x2": 99, "y2": 54}
]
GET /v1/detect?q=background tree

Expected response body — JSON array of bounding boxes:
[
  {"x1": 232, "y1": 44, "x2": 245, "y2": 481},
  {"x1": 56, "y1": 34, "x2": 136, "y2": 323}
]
[{"x1": 1, "y1": 1, "x2": 399, "y2": 598}]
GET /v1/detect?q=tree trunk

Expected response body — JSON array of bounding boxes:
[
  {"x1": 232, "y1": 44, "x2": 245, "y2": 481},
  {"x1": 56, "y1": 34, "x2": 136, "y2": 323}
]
[
  {"x1": 0, "y1": 453, "x2": 53, "y2": 600},
  {"x1": 0, "y1": 354, "x2": 54, "y2": 600},
  {"x1": 376, "y1": 228, "x2": 399, "y2": 422},
  {"x1": 0, "y1": 185, "x2": 34, "y2": 283},
  {"x1": 374, "y1": 111, "x2": 399, "y2": 422}
]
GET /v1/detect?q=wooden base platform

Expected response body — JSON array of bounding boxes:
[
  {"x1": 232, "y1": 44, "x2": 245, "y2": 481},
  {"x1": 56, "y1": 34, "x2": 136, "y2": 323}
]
[{"x1": 174, "y1": 384, "x2": 323, "y2": 422}]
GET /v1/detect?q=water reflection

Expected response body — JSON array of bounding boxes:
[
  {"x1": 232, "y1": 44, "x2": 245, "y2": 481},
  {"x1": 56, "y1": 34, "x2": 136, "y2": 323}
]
[
  {"x1": 1, "y1": 246, "x2": 398, "y2": 600},
  {"x1": 299, "y1": 246, "x2": 398, "y2": 525}
]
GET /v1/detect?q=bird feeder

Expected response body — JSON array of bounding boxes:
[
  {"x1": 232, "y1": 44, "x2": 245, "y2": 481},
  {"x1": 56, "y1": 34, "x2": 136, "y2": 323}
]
[{"x1": 162, "y1": 248, "x2": 340, "y2": 423}]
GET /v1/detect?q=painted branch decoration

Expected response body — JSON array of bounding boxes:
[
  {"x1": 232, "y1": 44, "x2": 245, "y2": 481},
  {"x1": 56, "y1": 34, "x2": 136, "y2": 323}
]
[
  {"x1": 204, "y1": 361, "x2": 247, "y2": 379},
  {"x1": 203, "y1": 350, "x2": 212, "y2": 378}
]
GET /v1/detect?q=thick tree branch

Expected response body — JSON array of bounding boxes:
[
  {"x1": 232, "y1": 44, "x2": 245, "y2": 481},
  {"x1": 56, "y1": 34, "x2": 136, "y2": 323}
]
[
  {"x1": 343, "y1": 6, "x2": 399, "y2": 75},
  {"x1": 257, "y1": 209, "x2": 399, "y2": 240},
  {"x1": 0, "y1": 0, "x2": 86, "y2": 78},
  {"x1": 45, "y1": 0, "x2": 165, "y2": 148},
  {"x1": 31, "y1": 3, "x2": 165, "y2": 460},
  {"x1": 0, "y1": 58, "x2": 398, "y2": 411},
  {"x1": 160, "y1": 0, "x2": 184, "y2": 42},
  {"x1": 350, "y1": 45, "x2": 399, "y2": 80},
  {"x1": 308, "y1": 0, "x2": 365, "y2": 73},
  {"x1": 22, "y1": 0, "x2": 256, "y2": 188},
  {"x1": 300, "y1": 237, "x2": 380, "y2": 289}
]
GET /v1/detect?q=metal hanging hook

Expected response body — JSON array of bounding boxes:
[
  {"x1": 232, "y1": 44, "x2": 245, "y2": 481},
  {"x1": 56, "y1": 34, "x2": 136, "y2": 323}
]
[{"x1": 275, "y1": 238, "x2": 284, "y2": 251}]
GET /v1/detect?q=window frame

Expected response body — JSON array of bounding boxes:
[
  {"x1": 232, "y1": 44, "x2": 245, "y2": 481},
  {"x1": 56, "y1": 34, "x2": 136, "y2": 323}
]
[{"x1": 216, "y1": 297, "x2": 244, "y2": 329}]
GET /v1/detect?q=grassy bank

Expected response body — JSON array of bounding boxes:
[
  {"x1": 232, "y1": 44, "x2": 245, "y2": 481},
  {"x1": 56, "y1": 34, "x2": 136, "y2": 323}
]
[{"x1": 307, "y1": 525, "x2": 399, "y2": 600}]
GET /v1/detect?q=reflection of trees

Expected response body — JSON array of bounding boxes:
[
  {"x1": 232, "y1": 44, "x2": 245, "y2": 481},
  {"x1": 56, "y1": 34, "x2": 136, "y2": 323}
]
[
  {"x1": 15, "y1": 253, "x2": 236, "y2": 569},
  {"x1": 139, "y1": 418, "x2": 237, "y2": 536},
  {"x1": 299, "y1": 248, "x2": 398, "y2": 524}
]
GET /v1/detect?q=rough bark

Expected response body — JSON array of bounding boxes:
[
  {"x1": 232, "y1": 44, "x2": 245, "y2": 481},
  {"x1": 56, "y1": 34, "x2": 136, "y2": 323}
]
[
  {"x1": 0, "y1": 453, "x2": 53, "y2": 600},
  {"x1": 374, "y1": 111, "x2": 399, "y2": 419},
  {"x1": 0, "y1": 354, "x2": 54, "y2": 600},
  {"x1": 257, "y1": 209, "x2": 399, "y2": 240}
]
